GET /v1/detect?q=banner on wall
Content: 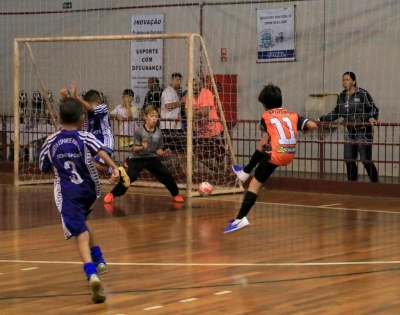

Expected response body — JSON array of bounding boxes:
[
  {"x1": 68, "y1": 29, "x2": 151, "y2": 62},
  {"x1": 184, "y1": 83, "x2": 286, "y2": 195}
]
[
  {"x1": 131, "y1": 14, "x2": 164, "y2": 107},
  {"x1": 257, "y1": 6, "x2": 295, "y2": 62}
]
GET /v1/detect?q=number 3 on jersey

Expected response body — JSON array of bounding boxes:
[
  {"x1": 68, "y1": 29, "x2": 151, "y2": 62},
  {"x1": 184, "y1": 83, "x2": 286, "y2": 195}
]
[
  {"x1": 270, "y1": 117, "x2": 296, "y2": 145},
  {"x1": 64, "y1": 161, "x2": 84, "y2": 184}
]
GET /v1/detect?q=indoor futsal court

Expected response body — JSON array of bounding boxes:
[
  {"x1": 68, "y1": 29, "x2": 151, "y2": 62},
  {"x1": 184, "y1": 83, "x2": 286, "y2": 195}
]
[
  {"x1": 1, "y1": 184, "x2": 400, "y2": 314},
  {"x1": 1, "y1": 0, "x2": 400, "y2": 314}
]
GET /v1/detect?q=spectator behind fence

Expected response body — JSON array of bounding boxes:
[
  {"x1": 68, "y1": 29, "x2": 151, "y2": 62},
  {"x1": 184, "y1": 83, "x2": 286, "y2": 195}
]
[
  {"x1": 160, "y1": 72, "x2": 187, "y2": 172},
  {"x1": 110, "y1": 89, "x2": 140, "y2": 148},
  {"x1": 318, "y1": 71, "x2": 379, "y2": 182},
  {"x1": 142, "y1": 77, "x2": 163, "y2": 114},
  {"x1": 185, "y1": 77, "x2": 224, "y2": 172}
]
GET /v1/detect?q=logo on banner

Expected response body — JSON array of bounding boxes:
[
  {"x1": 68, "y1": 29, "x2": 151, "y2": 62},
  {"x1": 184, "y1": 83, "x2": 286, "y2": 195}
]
[
  {"x1": 275, "y1": 32, "x2": 285, "y2": 44},
  {"x1": 260, "y1": 29, "x2": 275, "y2": 49}
]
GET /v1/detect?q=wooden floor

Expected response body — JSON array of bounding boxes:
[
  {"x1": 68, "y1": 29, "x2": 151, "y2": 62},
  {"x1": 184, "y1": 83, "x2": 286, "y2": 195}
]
[{"x1": 1, "y1": 184, "x2": 400, "y2": 314}]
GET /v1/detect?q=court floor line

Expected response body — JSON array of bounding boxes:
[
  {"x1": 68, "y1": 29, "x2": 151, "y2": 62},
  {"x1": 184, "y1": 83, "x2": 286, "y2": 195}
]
[
  {"x1": 1, "y1": 259, "x2": 400, "y2": 267},
  {"x1": 31, "y1": 186, "x2": 399, "y2": 215},
  {"x1": 122, "y1": 191, "x2": 400, "y2": 215}
]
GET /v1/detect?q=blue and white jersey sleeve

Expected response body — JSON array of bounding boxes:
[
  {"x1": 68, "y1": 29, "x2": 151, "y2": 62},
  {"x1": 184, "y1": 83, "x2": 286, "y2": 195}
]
[
  {"x1": 39, "y1": 131, "x2": 60, "y2": 173},
  {"x1": 84, "y1": 132, "x2": 104, "y2": 156},
  {"x1": 90, "y1": 104, "x2": 114, "y2": 150}
]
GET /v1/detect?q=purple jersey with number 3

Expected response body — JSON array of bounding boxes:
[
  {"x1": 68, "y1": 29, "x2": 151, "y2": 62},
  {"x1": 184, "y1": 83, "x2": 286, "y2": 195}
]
[{"x1": 39, "y1": 129, "x2": 105, "y2": 239}]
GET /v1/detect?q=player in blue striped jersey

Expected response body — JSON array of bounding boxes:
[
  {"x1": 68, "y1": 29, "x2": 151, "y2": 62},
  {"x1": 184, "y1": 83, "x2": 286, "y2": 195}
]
[
  {"x1": 60, "y1": 83, "x2": 130, "y2": 187},
  {"x1": 39, "y1": 98, "x2": 120, "y2": 303},
  {"x1": 72, "y1": 83, "x2": 114, "y2": 172}
]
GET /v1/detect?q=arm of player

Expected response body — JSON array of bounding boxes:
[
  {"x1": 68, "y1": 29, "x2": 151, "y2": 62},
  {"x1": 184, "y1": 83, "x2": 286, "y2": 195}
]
[
  {"x1": 156, "y1": 148, "x2": 172, "y2": 156},
  {"x1": 39, "y1": 140, "x2": 54, "y2": 174},
  {"x1": 259, "y1": 118, "x2": 268, "y2": 133},
  {"x1": 302, "y1": 119, "x2": 317, "y2": 134},
  {"x1": 256, "y1": 135, "x2": 270, "y2": 152},
  {"x1": 59, "y1": 88, "x2": 69, "y2": 101},
  {"x1": 132, "y1": 138, "x2": 149, "y2": 152},
  {"x1": 97, "y1": 149, "x2": 120, "y2": 184},
  {"x1": 71, "y1": 81, "x2": 95, "y2": 113},
  {"x1": 39, "y1": 156, "x2": 54, "y2": 174}
]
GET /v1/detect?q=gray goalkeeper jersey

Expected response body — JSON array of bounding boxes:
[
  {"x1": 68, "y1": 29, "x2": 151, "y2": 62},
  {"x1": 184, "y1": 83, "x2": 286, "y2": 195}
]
[{"x1": 132, "y1": 124, "x2": 164, "y2": 158}]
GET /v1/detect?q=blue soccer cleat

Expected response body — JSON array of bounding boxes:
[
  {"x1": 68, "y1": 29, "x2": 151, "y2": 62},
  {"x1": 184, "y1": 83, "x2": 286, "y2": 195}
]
[
  {"x1": 232, "y1": 165, "x2": 250, "y2": 182},
  {"x1": 223, "y1": 217, "x2": 250, "y2": 233}
]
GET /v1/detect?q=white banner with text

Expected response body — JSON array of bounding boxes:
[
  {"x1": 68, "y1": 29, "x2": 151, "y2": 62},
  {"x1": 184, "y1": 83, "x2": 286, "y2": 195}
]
[
  {"x1": 131, "y1": 14, "x2": 164, "y2": 107},
  {"x1": 257, "y1": 6, "x2": 295, "y2": 62}
]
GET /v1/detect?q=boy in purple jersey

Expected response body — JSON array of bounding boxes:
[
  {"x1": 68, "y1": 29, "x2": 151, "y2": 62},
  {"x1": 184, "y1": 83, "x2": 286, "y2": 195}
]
[{"x1": 39, "y1": 98, "x2": 120, "y2": 303}]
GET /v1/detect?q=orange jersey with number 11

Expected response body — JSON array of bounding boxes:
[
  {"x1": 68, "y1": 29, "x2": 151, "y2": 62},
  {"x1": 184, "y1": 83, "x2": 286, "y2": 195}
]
[{"x1": 261, "y1": 108, "x2": 308, "y2": 166}]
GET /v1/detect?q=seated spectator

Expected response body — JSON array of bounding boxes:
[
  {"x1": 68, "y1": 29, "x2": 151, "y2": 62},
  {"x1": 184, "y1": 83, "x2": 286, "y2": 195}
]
[{"x1": 185, "y1": 77, "x2": 225, "y2": 172}]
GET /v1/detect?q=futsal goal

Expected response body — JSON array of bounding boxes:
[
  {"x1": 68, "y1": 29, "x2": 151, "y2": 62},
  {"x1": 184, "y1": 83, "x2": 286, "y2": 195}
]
[{"x1": 12, "y1": 33, "x2": 243, "y2": 197}]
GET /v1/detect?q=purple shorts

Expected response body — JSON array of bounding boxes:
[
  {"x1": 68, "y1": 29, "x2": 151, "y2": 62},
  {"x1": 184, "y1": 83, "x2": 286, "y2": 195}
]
[{"x1": 60, "y1": 196, "x2": 95, "y2": 240}]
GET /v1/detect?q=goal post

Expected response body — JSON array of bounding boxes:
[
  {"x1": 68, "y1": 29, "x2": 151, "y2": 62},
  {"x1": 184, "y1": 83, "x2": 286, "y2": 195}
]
[{"x1": 13, "y1": 33, "x2": 243, "y2": 196}]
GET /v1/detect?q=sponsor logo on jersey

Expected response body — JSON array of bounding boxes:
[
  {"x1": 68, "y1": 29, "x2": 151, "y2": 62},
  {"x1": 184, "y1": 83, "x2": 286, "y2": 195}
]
[{"x1": 277, "y1": 146, "x2": 296, "y2": 153}]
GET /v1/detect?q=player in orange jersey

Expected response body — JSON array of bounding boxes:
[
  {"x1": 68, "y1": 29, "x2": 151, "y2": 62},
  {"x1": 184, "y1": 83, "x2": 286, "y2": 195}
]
[{"x1": 225, "y1": 83, "x2": 317, "y2": 233}]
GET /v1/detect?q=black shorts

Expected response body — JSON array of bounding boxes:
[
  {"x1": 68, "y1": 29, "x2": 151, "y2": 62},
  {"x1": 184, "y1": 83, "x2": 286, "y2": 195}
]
[
  {"x1": 161, "y1": 129, "x2": 186, "y2": 152},
  {"x1": 253, "y1": 156, "x2": 279, "y2": 183}
]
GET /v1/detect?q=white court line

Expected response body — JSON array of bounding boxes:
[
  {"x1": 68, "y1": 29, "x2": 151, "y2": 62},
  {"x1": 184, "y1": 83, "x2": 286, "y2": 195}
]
[
  {"x1": 143, "y1": 306, "x2": 163, "y2": 311},
  {"x1": 180, "y1": 298, "x2": 199, "y2": 302},
  {"x1": 214, "y1": 291, "x2": 232, "y2": 295},
  {"x1": 241, "y1": 200, "x2": 399, "y2": 215},
  {"x1": 37, "y1": 185, "x2": 399, "y2": 215},
  {"x1": 125, "y1": 191, "x2": 400, "y2": 215},
  {"x1": 319, "y1": 203, "x2": 342, "y2": 207},
  {"x1": 21, "y1": 267, "x2": 38, "y2": 271},
  {"x1": 1, "y1": 259, "x2": 400, "y2": 267}
]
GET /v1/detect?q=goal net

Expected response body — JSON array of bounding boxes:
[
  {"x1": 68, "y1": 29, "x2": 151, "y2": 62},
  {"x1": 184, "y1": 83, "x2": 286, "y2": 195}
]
[{"x1": 13, "y1": 33, "x2": 243, "y2": 197}]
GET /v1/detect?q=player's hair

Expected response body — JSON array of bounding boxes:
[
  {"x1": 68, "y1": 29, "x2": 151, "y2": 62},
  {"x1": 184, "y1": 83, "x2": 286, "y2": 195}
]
[
  {"x1": 171, "y1": 72, "x2": 182, "y2": 78},
  {"x1": 123, "y1": 88, "x2": 134, "y2": 96},
  {"x1": 343, "y1": 71, "x2": 357, "y2": 86},
  {"x1": 143, "y1": 105, "x2": 159, "y2": 116},
  {"x1": 83, "y1": 89, "x2": 101, "y2": 103},
  {"x1": 258, "y1": 83, "x2": 282, "y2": 109},
  {"x1": 60, "y1": 98, "x2": 84, "y2": 124}
]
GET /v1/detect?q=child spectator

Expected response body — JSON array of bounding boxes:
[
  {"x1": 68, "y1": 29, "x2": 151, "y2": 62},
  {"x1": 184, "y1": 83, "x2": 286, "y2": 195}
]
[{"x1": 110, "y1": 89, "x2": 140, "y2": 148}]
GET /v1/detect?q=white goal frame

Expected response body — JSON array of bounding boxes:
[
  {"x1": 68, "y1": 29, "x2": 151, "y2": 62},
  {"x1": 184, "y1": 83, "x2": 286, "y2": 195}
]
[{"x1": 13, "y1": 33, "x2": 243, "y2": 197}]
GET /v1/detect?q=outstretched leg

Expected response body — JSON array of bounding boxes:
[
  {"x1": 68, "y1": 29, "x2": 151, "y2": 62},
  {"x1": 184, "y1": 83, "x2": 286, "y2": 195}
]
[{"x1": 224, "y1": 160, "x2": 278, "y2": 233}]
